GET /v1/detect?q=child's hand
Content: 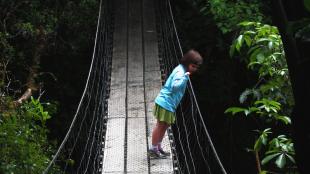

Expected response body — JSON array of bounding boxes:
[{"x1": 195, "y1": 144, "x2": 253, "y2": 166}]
[{"x1": 185, "y1": 72, "x2": 191, "y2": 76}]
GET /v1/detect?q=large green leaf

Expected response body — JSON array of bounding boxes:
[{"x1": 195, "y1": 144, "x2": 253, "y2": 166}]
[
  {"x1": 239, "y1": 21, "x2": 255, "y2": 26},
  {"x1": 268, "y1": 100, "x2": 281, "y2": 109},
  {"x1": 247, "y1": 45, "x2": 261, "y2": 55},
  {"x1": 286, "y1": 154, "x2": 296, "y2": 164},
  {"x1": 265, "y1": 149, "x2": 280, "y2": 155},
  {"x1": 261, "y1": 153, "x2": 280, "y2": 165},
  {"x1": 276, "y1": 115, "x2": 291, "y2": 125},
  {"x1": 268, "y1": 41, "x2": 274, "y2": 50},
  {"x1": 254, "y1": 128, "x2": 273, "y2": 151},
  {"x1": 249, "y1": 47, "x2": 262, "y2": 63},
  {"x1": 236, "y1": 35, "x2": 244, "y2": 51},
  {"x1": 256, "y1": 53, "x2": 265, "y2": 63},
  {"x1": 254, "y1": 136, "x2": 263, "y2": 151},
  {"x1": 275, "y1": 154, "x2": 286, "y2": 168},
  {"x1": 256, "y1": 38, "x2": 270, "y2": 43},
  {"x1": 244, "y1": 34, "x2": 252, "y2": 47},
  {"x1": 261, "y1": 134, "x2": 268, "y2": 145}
]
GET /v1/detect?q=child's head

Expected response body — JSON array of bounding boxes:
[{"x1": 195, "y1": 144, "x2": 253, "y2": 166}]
[{"x1": 180, "y1": 49, "x2": 203, "y2": 74}]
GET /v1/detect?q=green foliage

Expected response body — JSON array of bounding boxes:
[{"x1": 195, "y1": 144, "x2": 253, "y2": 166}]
[
  {"x1": 253, "y1": 128, "x2": 272, "y2": 151},
  {"x1": 230, "y1": 22, "x2": 287, "y2": 77},
  {"x1": 0, "y1": 97, "x2": 60, "y2": 174},
  {"x1": 0, "y1": 1, "x2": 58, "y2": 90},
  {"x1": 0, "y1": 1, "x2": 99, "y2": 173},
  {"x1": 1, "y1": 0, "x2": 57, "y2": 41},
  {"x1": 225, "y1": 21, "x2": 296, "y2": 172},
  {"x1": 225, "y1": 98, "x2": 291, "y2": 125},
  {"x1": 230, "y1": 22, "x2": 294, "y2": 108},
  {"x1": 201, "y1": 0, "x2": 265, "y2": 33},
  {"x1": 244, "y1": 130, "x2": 295, "y2": 170},
  {"x1": 262, "y1": 135, "x2": 295, "y2": 169},
  {"x1": 22, "y1": 97, "x2": 51, "y2": 124}
]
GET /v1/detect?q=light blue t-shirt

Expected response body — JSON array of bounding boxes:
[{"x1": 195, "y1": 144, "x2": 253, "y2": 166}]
[{"x1": 155, "y1": 64, "x2": 189, "y2": 113}]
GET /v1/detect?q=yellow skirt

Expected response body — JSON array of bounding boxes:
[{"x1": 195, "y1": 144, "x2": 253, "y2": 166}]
[{"x1": 153, "y1": 104, "x2": 175, "y2": 125}]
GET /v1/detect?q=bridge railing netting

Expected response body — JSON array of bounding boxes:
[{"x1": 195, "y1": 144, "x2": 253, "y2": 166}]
[
  {"x1": 155, "y1": 0, "x2": 227, "y2": 174},
  {"x1": 44, "y1": 0, "x2": 113, "y2": 173}
]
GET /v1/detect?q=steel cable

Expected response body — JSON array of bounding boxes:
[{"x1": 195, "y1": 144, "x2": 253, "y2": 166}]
[
  {"x1": 43, "y1": 0, "x2": 113, "y2": 173},
  {"x1": 155, "y1": 0, "x2": 228, "y2": 173}
]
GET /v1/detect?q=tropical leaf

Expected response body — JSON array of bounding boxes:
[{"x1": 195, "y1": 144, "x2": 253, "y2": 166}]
[
  {"x1": 276, "y1": 115, "x2": 291, "y2": 125},
  {"x1": 239, "y1": 21, "x2": 255, "y2": 26},
  {"x1": 244, "y1": 34, "x2": 252, "y2": 46},
  {"x1": 254, "y1": 137, "x2": 263, "y2": 151},
  {"x1": 261, "y1": 153, "x2": 280, "y2": 165},
  {"x1": 224, "y1": 107, "x2": 246, "y2": 115},
  {"x1": 275, "y1": 154, "x2": 286, "y2": 168},
  {"x1": 286, "y1": 154, "x2": 296, "y2": 164},
  {"x1": 236, "y1": 35, "x2": 244, "y2": 51}
]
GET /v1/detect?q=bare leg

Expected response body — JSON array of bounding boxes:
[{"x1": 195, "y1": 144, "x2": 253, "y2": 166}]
[
  {"x1": 158, "y1": 121, "x2": 170, "y2": 143},
  {"x1": 152, "y1": 120, "x2": 170, "y2": 146}
]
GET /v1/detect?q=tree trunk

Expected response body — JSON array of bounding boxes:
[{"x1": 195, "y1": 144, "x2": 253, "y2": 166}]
[
  {"x1": 255, "y1": 150, "x2": 262, "y2": 174},
  {"x1": 270, "y1": 1, "x2": 310, "y2": 173},
  {"x1": 16, "y1": 26, "x2": 46, "y2": 105}
]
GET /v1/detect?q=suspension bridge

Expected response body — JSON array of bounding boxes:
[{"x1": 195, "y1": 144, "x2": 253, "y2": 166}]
[{"x1": 44, "y1": 0, "x2": 227, "y2": 173}]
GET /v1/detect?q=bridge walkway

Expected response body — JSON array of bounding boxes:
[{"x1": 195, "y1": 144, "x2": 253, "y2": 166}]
[{"x1": 101, "y1": 0, "x2": 174, "y2": 173}]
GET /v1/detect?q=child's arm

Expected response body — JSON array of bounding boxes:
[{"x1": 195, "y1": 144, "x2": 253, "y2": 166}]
[{"x1": 171, "y1": 71, "x2": 189, "y2": 91}]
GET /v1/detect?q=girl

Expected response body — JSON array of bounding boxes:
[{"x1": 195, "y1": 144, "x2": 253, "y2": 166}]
[{"x1": 149, "y1": 49, "x2": 203, "y2": 159}]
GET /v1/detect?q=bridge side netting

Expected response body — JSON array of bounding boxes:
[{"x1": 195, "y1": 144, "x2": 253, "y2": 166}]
[
  {"x1": 155, "y1": 0, "x2": 227, "y2": 174},
  {"x1": 44, "y1": 0, "x2": 113, "y2": 173}
]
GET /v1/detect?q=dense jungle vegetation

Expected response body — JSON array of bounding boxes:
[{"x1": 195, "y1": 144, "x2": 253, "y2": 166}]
[
  {"x1": 0, "y1": 0, "x2": 98, "y2": 173},
  {"x1": 0, "y1": 0, "x2": 309, "y2": 173},
  {"x1": 172, "y1": 0, "x2": 309, "y2": 173}
]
